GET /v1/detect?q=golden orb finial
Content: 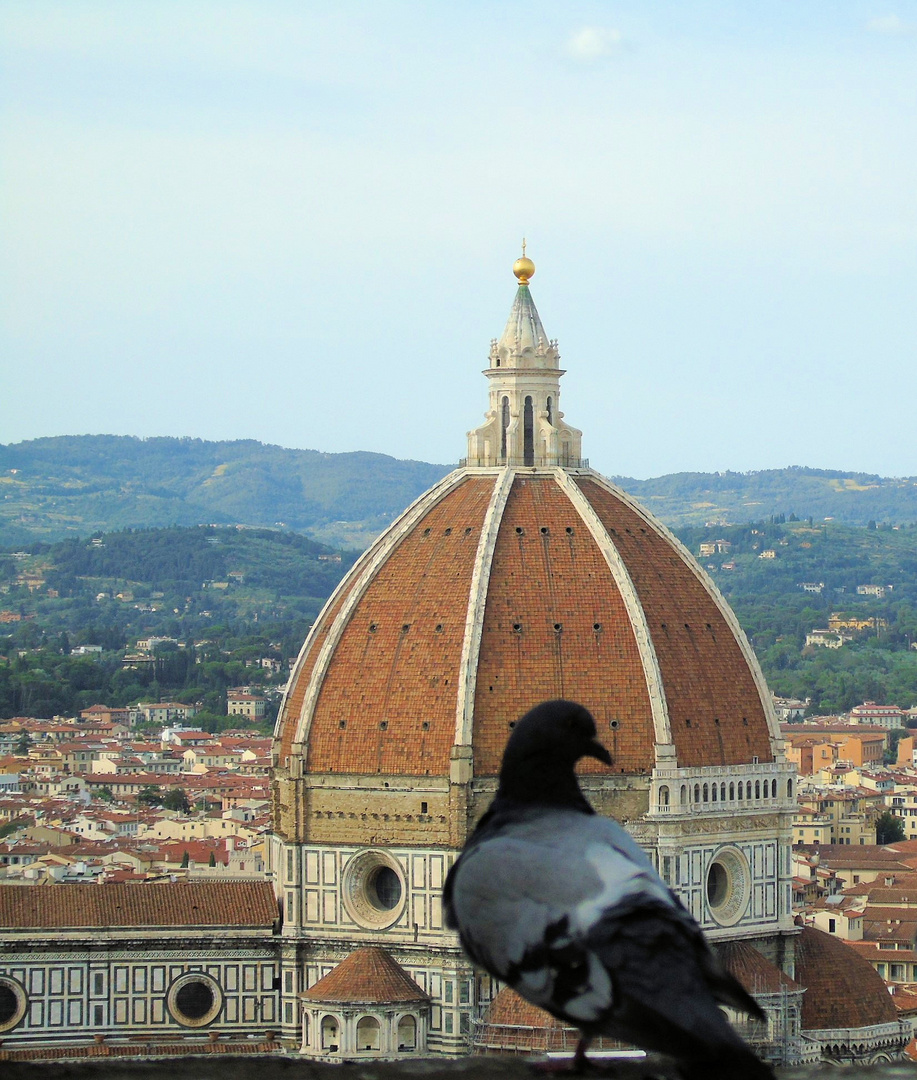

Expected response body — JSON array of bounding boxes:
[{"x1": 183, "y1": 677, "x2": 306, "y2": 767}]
[{"x1": 513, "y1": 238, "x2": 535, "y2": 285}]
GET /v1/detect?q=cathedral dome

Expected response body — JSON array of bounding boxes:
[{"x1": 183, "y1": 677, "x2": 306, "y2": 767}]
[
  {"x1": 275, "y1": 467, "x2": 777, "y2": 778},
  {"x1": 795, "y1": 927, "x2": 899, "y2": 1031},
  {"x1": 272, "y1": 260, "x2": 782, "y2": 846}
]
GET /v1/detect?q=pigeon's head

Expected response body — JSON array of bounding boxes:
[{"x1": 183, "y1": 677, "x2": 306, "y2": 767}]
[{"x1": 497, "y1": 700, "x2": 613, "y2": 807}]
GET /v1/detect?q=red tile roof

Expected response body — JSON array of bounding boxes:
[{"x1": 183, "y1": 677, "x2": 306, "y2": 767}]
[
  {"x1": 795, "y1": 926, "x2": 899, "y2": 1030},
  {"x1": 0, "y1": 881, "x2": 278, "y2": 930},
  {"x1": 715, "y1": 940, "x2": 800, "y2": 995},
  {"x1": 301, "y1": 947, "x2": 428, "y2": 1003}
]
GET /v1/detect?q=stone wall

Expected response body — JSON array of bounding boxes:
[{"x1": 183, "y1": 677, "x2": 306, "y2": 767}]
[{"x1": 2, "y1": 1053, "x2": 914, "y2": 1080}]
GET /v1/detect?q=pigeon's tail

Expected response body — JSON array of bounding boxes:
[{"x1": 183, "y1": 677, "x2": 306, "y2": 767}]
[{"x1": 588, "y1": 906, "x2": 773, "y2": 1078}]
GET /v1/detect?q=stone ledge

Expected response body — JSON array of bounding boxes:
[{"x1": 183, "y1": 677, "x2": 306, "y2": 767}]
[{"x1": 1, "y1": 1057, "x2": 915, "y2": 1080}]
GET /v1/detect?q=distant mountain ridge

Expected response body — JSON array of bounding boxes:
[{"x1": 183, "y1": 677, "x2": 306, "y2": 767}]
[
  {"x1": 2, "y1": 436, "x2": 916, "y2": 547},
  {"x1": 0, "y1": 436, "x2": 452, "y2": 549},
  {"x1": 613, "y1": 467, "x2": 917, "y2": 528}
]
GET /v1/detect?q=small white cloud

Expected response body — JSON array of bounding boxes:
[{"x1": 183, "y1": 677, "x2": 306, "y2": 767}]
[
  {"x1": 866, "y1": 14, "x2": 916, "y2": 35},
  {"x1": 564, "y1": 27, "x2": 623, "y2": 62}
]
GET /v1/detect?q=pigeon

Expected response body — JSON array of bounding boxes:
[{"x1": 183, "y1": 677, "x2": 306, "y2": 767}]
[{"x1": 443, "y1": 699, "x2": 775, "y2": 1079}]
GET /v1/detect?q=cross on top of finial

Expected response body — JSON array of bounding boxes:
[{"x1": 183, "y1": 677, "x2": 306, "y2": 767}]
[{"x1": 513, "y1": 241, "x2": 535, "y2": 284}]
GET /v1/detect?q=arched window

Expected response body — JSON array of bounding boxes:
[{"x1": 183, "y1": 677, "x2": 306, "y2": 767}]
[
  {"x1": 729, "y1": 782, "x2": 735, "y2": 801},
  {"x1": 712, "y1": 784, "x2": 718, "y2": 803},
  {"x1": 755, "y1": 781, "x2": 761, "y2": 800},
  {"x1": 721, "y1": 783, "x2": 727, "y2": 801},
  {"x1": 694, "y1": 784, "x2": 700, "y2": 803},
  {"x1": 321, "y1": 1015, "x2": 339, "y2": 1052},
  {"x1": 397, "y1": 1015, "x2": 417, "y2": 1051},
  {"x1": 546, "y1": 396, "x2": 553, "y2": 424},
  {"x1": 659, "y1": 785, "x2": 670, "y2": 807},
  {"x1": 500, "y1": 397, "x2": 509, "y2": 461},
  {"x1": 772, "y1": 779, "x2": 778, "y2": 798},
  {"x1": 746, "y1": 781, "x2": 753, "y2": 800},
  {"x1": 737, "y1": 782, "x2": 743, "y2": 801},
  {"x1": 523, "y1": 396, "x2": 534, "y2": 466},
  {"x1": 703, "y1": 783, "x2": 709, "y2": 802},
  {"x1": 787, "y1": 778, "x2": 793, "y2": 799},
  {"x1": 681, "y1": 784, "x2": 688, "y2": 804},
  {"x1": 357, "y1": 1015, "x2": 381, "y2": 1051}
]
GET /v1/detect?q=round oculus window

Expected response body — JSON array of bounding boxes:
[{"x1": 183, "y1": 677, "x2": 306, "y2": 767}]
[
  {"x1": 342, "y1": 851, "x2": 406, "y2": 929},
  {"x1": 0, "y1": 976, "x2": 27, "y2": 1033},
  {"x1": 705, "y1": 846, "x2": 751, "y2": 927},
  {"x1": 166, "y1": 973, "x2": 223, "y2": 1028}
]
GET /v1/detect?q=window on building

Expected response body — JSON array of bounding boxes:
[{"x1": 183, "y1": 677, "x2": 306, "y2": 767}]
[
  {"x1": 523, "y1": 396, "x2": 534, "y2": 466},
  {"x1": 356, "y1": 1015, "x2": 381, "y2": 1050},
  {"x1": 321, "y1": 1015, "x2": 339, "y2": 1051},
  {"x1": 398, "y1": 1015, "x2": 417, "y2": 1050}
]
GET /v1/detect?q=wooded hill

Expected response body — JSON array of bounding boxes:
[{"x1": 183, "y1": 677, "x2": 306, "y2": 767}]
[
  {"x1": 0, "y1": 526, "x2": 358, "y2": 720},
  {"x1": 3, "y1": 436, "x2": 917, "y2": 548},
  {"x1": 0, "y1": 436, "x2": 451, "y2": 550}
]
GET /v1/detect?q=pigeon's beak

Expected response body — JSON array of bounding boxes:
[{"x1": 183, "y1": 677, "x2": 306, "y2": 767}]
[{"x1": 585, "y1": 738, "x2": 613, "y2": 767}]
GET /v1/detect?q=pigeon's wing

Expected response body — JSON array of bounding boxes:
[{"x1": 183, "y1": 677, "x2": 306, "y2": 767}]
[
  {"x1": 444, "y1": 809, "x2": 675, "y2": 1019},
  {"x1": 586, "y1": 901, "x2": 773, "y2": 1080},
  {"x1": 578, "y1": 816, "x2": 765, "y2": 1020},
  {"x1": 445, "y1": 827, "x2": 600, "y2": 976}
]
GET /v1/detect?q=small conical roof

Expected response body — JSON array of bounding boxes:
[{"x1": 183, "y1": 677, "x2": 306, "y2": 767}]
[
  {"x1": 301, "y1": 946, "x2": 429, "y2": 1004},
  {"x1": 498, "y1": 284, "x2": 550, "y2": 357}
]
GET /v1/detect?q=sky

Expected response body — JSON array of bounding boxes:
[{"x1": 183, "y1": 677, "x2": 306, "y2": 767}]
[{"x1": 1, "y1": 1, "x2": 916, "y2": 480}]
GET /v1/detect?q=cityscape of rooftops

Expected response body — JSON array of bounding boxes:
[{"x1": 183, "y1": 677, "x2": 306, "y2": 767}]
[{"x1": 2, "y1": 2, "x2": 917, "y2": 1070}]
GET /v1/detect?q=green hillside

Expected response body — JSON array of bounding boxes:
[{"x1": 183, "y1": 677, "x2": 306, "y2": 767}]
[
  {"x1": 0, "y1": 525, "x2": 358, "y2": 721},
  {"x1": 680, "y1": 517, "x2": 917, "y2": 714},
  {"x1": 614, "y1": 468, "x2": 917, "y2": 528},
  {"x1": 0, "y1": 436, "x2": 452, "y2": 549}
]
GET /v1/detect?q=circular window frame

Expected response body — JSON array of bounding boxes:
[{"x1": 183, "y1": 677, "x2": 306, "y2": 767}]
[
  {"x1": 166, "y1": 972, "x2": 223, "y2": 1028},
  {"x1": 342, "y1": 850, "x2": 406, "y2": 929},
  {"x1": 0, "y1": 975, "x2": 27, "y2": 1033},
  {"x1": 705, "y1": 845, "x2": 751, "y2": 927}
]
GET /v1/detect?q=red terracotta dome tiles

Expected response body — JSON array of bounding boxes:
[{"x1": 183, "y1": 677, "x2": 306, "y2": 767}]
[
  {"x1": 576, "y1": 478, "x2": 773, "y2": 767},
  {"x1": 795, "y1": 926, "x2": 899, "y2": 1030},
  {"x1": 302, "y1": 946, "x2": 429, "y2": 1003},
  {"x1": 305, "y1": 475, "x2": 495, "y2": 776},
  {"x1": 472, "y1": 476, "x2": 655, "y2": 776},
  {"x1": 276, "y1": 585, "x2": 358, "y2": 765}
]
